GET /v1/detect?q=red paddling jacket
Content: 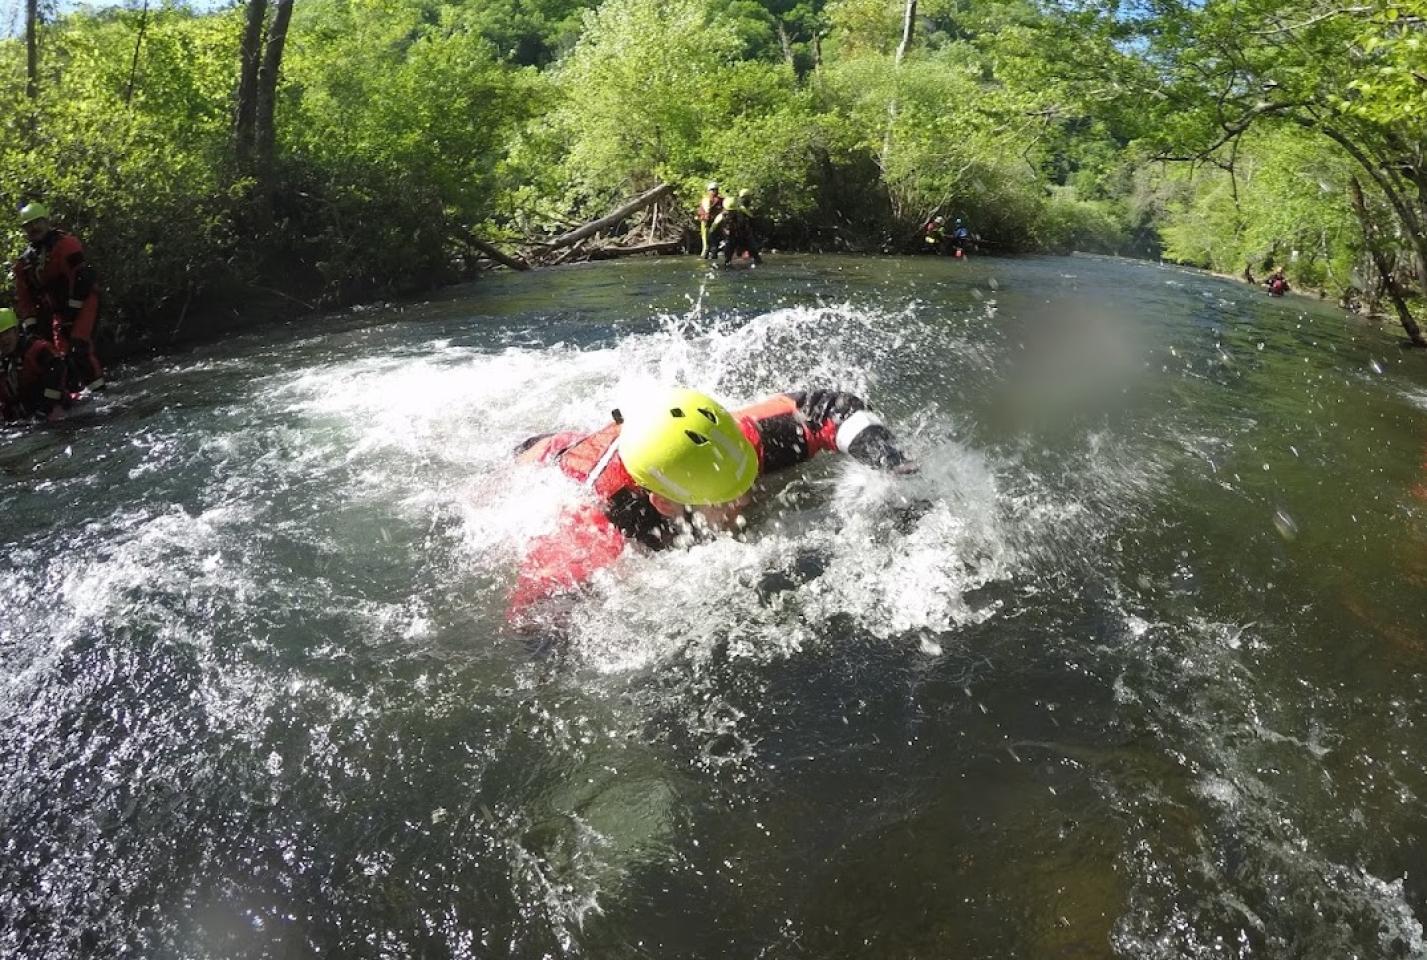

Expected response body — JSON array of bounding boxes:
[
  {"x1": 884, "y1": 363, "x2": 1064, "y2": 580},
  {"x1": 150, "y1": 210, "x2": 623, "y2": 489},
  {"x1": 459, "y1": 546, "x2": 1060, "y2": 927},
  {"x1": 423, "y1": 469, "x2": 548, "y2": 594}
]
[{"x1": 14, "y1": 229, "x2": 99, "y2": 329}]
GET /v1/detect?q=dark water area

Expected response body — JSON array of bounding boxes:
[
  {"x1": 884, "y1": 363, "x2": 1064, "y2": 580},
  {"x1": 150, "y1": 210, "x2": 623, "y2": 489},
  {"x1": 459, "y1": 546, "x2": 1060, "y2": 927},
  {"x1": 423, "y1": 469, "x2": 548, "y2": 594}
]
[{"x1": 2, "y1": 254, "x2": 1425, "y2": 959}]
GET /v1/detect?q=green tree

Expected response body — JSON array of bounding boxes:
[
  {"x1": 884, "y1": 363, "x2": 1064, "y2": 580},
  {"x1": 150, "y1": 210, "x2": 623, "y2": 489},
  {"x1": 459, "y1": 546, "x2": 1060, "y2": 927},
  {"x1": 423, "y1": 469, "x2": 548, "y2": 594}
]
[
  {"x1": 1155, "y1": 128, "x2": 1360, "y2": 291},
  {"x1": 536, "y1": 0, "x2": 816, "y2": 231},
  {"x1": 1115, "y1": 0, "x2": 1427, "y2": 336},
  {"x1": 0, "y1": 8, "x2": 239, "y2": 336},
  {"x1": 280, "y1": 0, "x2": 546, "y2": 291}
]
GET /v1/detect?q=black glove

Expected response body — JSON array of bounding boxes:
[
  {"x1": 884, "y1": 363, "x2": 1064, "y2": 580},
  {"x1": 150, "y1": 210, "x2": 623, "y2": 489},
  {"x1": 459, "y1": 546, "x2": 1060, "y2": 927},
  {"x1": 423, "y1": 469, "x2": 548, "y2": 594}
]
[{"x1": 848, "y1": 424, "x2": 916, "y2": 473}]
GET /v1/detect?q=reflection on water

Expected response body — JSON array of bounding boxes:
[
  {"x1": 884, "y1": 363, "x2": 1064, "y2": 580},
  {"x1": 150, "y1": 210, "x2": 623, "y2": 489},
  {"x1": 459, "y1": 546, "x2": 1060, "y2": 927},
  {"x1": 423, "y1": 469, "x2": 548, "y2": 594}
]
[{"x1": 1, "y1": 255, "x2": 1425, "y2": 958}]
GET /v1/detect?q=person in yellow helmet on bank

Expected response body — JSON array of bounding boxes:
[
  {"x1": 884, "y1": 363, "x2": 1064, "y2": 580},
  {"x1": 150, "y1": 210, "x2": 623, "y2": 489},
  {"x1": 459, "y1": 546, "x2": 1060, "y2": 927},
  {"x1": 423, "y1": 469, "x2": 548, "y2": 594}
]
[
  {"x1": 711, "y1": 197, "x2": 762, "y2": 266},
  {"x1": 508, "y1": 387, "x2": 916, "y2": 619},
  {"x1": 12, "y1": 201, "x2": 106, "y2": 392},
  {"x1": 0, "y1": 307, "x2": 68, "y2": 422}
]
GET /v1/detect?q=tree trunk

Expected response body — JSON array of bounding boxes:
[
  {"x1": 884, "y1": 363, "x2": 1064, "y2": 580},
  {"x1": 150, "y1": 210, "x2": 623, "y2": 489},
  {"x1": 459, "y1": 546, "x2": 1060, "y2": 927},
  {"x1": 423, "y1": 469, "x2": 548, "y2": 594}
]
[
  {"x1": 461, "y1": 232, "x2": 531, "y2": 271},
  {"x1": 1318, "y1": 124, "x2": 1427, "y2": 299},
  {"x1": 253, "y1": 0, "x2": 293, "y2": 177},
  {"x1": 895, "y1": 0, "x2": 916, "y2": 63},
  {"x1": 881, "y1": 0, "x2": 917, "y2": 170},
  {"x1": 233, "y1": 0, "x2": 268, "y2": 172},
  {"x1": 245, "y1": 0, "x2": 293, "y2": 231},
  {"x1": 1349, "y1": 176, "x2": 1426, "y2": 348},
  {"x1": 540, "y1": 183, "x2": 673, "y2": 250},
  {"x1": 777, "y1": 20, "x2": 795, "y2": 67},
  {"x1": 25, "y1": 0, "x2": 38, "y2": 101},
  {"x1": 124, "y1": 0, "x2": 151, "y2": 107},
  {"x1": 585, "y1": 240, "x2": 685, "y2": 260},
  {"x1": 548, "y1": 238, "x2": 589, "y2": 266}
]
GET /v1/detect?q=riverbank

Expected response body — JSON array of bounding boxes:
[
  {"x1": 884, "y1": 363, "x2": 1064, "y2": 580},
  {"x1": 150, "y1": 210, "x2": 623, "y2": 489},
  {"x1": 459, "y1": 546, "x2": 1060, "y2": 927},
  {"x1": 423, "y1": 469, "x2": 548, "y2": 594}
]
[
  {"x1": 1175, "y1": 260, "x2": 1427, "y2": 347},
  {"x1": 97, "y1": 246, "x2": 947, "y2": 362}
]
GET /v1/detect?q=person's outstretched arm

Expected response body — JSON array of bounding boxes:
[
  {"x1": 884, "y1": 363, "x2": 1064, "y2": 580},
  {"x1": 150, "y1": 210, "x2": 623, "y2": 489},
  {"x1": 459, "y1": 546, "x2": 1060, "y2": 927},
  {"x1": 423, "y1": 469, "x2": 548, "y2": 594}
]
[{"x1": 735, "y1": 389, "x2": 916, "y2": 475}]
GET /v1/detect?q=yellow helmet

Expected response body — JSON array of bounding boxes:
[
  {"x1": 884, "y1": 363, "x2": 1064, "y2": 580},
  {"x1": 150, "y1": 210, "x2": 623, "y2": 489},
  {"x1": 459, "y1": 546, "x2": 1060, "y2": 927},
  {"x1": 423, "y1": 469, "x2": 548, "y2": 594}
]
[
  {"x1": 618, "y1": 388, "x2": 758, "y2": 505},
  {"x1": 0, "y1": 308, "x2": 17, "y2": 334},
  {"x1": 19, "y1": 202, "x2": 49, "y2": 226}
]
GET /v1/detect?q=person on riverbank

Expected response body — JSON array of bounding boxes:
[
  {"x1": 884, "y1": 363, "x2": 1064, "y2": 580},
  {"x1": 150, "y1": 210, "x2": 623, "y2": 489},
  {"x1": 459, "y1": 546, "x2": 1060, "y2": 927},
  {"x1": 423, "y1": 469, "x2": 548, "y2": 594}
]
[
  {"x1": 949, "y1": 219, "x2": 971, "y2": 258},
  {"x1": 0, "y1": 307, "x2": 67, "y2": 423},
  {"x1": 12, "y1": 202, "x2": 105, "y2": 393},
  {"x1": 507, "y1": 387, "x2": 917, "y2": 619},
  {"x1": 922, "y1": 215, "x2": 945, "y2": 253},
  {"x1": 696, "y1": 182, "x2": 724, "y2": 260},
  {"x1": 712, "y1": 198, "x2": 761, "y2": 265},
  {"x1": 1265, "y1": 269, "x2": 1289, "y2": 297}
]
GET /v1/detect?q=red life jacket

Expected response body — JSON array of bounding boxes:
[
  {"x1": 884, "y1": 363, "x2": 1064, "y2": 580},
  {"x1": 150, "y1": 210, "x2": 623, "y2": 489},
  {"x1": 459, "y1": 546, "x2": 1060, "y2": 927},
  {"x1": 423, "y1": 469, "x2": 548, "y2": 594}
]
[
  {"x1": 697, "y1": 194, "x2": 724, "y2": 223},
  {"x1": 515, "y1": 423, "x2": 636, "y2": 499}
]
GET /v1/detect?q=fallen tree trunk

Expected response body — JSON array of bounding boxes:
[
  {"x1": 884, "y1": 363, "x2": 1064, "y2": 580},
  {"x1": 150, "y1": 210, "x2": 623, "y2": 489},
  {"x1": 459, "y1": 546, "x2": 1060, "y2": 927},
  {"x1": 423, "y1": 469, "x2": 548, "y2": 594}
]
[
  {"x1": 541, "y1": 183, "x2": 674, "y2": 251},
  {"x1": 549, "y1": 238, "x2": 589, "y2": 266},
  {"x1": 584, "y1": 240, "x2": 685, "y2": 261},
  {"x1": 463, "y1": 233, "x2": 530, "y2": 271}
]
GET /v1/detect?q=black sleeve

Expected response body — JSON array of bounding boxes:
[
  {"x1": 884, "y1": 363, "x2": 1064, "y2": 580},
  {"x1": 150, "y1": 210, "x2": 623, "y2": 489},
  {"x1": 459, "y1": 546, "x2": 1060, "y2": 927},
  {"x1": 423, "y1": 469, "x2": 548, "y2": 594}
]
[
  {"x1": 757, "y1": 411, "x2": 811, "y2": 473},
  {"x1": 605, "y1": 488, "x2": 678, "y2": 550},
  {"x1": 786, "y1": 389, "x2": 911, "y2": 470}
]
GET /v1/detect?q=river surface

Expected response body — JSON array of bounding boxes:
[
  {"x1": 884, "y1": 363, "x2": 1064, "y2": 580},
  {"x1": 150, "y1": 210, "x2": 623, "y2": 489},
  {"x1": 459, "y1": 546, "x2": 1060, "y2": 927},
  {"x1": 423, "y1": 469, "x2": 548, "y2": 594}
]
[{"x1": 2, "y1": 254, "x2": 1426, "y2": 959}]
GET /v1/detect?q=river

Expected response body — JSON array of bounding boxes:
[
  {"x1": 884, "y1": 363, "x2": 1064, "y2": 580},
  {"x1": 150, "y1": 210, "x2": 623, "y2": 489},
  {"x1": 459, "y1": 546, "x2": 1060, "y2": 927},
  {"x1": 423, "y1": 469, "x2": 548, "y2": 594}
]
[{"x1": 2, "y1": 254, "x2": 1425, "y2": 959}]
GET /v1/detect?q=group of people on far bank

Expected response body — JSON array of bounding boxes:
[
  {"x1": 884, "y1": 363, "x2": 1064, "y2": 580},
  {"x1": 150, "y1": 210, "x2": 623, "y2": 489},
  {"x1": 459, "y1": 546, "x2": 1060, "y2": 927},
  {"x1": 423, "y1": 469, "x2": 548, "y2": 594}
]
[
  {"x1": 695, "y1": 183, "x2": 762, "y2": 266},
  {"x1": 921, "y1": 215, "x2": 973, "y2": 257},
  {"x1": 1, "y1": 202, "x2": 106, "y2": 423}
]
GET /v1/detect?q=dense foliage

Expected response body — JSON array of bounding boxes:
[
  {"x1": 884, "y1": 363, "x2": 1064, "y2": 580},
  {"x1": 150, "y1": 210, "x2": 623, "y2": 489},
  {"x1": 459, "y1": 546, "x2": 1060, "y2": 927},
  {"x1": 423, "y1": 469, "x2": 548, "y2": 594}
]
[{"x1": 0, "y1": 0, "x2": 1423, "y2": 348}]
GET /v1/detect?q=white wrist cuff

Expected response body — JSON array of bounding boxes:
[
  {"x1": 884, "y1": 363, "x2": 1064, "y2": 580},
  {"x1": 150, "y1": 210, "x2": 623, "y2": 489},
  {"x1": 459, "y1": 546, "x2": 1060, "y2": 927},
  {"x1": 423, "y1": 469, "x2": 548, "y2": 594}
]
[
  {"x1": 835, "y1": 409, "x2": 882, "y2": 453},
  {"x1": 67, "y1": 298, "x2": 85, "y2": 309}
]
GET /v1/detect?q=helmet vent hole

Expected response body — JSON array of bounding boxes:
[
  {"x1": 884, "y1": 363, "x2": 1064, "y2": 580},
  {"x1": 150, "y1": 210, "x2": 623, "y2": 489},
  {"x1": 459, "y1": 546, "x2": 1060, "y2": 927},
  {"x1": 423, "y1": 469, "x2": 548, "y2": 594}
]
[
  {"x1": 685, "y1": 431, "x2": 709, "y2": 445},
  {"x1": 697, "y1": 407, "x2": 718, "y2": 423},
  {"x1": 669, "y1": 407, "x2": 685, "y2": 418}
]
